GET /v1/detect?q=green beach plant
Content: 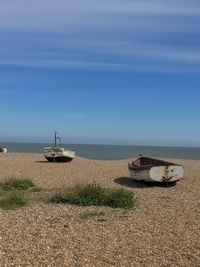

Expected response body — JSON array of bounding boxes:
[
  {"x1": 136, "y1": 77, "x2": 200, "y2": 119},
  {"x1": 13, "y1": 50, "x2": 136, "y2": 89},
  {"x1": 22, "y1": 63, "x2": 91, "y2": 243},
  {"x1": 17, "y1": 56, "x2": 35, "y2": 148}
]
[
  {"x1": 1, "y1": 178, "x2": 35, "y2": 191},
  {"x1": 51, "y1": 191, "x2": 79, "y2": 204},
  {"x1": 77, "y1": 183, "x2": 106, "y2": 206},
  {"x1": 106, "y1": 188, "x2": 135, "y2": 209},
  {"x1": 51, "y1": 183, "x2": 135, "y2": 210},
  {"x1": 0, "y1": 194, "x2": 27, "y2": 210},
  {"x1": 31, "y1": 187, "x2": 42, "y2": 192}
]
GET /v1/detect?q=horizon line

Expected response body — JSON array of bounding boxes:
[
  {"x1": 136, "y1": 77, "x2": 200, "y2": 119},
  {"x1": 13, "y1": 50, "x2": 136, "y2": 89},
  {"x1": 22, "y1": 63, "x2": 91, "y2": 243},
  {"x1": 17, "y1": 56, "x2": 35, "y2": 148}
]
[{"x1": 1, "y1": 140, "x2": 200, "y2": 149}]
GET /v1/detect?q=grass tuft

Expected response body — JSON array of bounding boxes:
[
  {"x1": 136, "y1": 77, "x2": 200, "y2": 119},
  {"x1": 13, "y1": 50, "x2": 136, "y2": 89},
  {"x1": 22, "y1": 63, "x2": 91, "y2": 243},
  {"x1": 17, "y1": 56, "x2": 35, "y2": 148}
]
[
  {"x1": 51, "y1": 183, "x2": 135, "y2": 209},
  {"x1": 77, "y1": 183, "x2": 106, "y2": 206},
  {"x1": 51, "y1": 191, "x2": 79, "y2": 204},
  {"x1": 106, "y1": 188, "x2": 135, "y2": 209},
  {"x1": 0, "y1": 194, "x2": 27, "y2": 210},
  {"x1": 1, "y1": 178, "x2": 35, "y2": 191},
  {"x1": 31, "y1": 187, "x2": 42, "y2": 192}
]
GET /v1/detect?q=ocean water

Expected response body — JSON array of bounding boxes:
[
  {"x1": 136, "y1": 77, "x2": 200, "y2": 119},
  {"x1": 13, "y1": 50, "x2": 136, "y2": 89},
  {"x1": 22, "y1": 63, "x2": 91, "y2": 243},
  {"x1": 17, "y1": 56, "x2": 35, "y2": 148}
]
[{"x1": 1, "y1": 142, "x2": 200, "y2": 160}]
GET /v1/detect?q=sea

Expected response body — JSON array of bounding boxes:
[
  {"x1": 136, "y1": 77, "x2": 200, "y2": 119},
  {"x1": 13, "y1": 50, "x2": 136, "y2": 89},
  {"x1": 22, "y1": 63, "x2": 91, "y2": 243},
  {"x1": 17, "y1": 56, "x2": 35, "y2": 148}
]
[{"x1": 1, "y1": 142, "x2": 200, "y2": 160}]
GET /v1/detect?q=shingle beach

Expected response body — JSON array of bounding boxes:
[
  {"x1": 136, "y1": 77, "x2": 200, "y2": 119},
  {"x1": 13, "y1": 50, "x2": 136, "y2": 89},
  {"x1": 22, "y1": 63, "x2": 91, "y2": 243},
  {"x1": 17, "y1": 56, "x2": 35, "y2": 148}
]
[{"x1": 0, "y1": 153, "x2": 200, "y2": 267}]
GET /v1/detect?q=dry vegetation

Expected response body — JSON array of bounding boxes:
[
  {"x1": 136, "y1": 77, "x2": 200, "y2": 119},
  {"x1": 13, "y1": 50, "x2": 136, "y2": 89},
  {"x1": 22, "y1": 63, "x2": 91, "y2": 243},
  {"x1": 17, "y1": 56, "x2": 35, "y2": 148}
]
[{"x1": 0, "y1": 153, "x2": 200, "y2": 267}]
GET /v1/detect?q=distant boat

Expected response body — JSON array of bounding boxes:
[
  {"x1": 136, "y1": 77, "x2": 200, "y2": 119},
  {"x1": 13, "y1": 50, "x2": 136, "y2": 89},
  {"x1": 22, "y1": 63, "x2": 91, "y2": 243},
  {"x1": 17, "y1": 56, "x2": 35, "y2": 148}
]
[
  {"x1": 128, "y1": 156, "x2": 184, "y2": 182},
  {"x1": 0, "y1": 147, "x2": 8, "y2": 153},
  {"x1": 43, "y1": 132, "x2": 75, "y2": 162}
]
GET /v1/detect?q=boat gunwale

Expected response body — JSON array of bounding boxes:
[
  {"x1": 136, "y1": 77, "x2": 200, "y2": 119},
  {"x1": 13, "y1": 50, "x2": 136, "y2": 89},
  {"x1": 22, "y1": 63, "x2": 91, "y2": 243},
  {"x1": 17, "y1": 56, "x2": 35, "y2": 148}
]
[{"x1": 128, "y1": 156, "x2": 181, "y2": 172}]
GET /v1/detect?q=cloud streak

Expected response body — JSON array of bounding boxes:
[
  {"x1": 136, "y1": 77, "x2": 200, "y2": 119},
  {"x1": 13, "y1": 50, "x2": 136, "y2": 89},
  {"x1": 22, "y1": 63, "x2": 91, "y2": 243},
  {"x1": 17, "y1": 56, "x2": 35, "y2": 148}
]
[
  {"x1": 1, "y1": 0, "x2": 199, "y2": 34},
  {"x1": 0, "y1": 0, "x2": 200, "y2": 73}
]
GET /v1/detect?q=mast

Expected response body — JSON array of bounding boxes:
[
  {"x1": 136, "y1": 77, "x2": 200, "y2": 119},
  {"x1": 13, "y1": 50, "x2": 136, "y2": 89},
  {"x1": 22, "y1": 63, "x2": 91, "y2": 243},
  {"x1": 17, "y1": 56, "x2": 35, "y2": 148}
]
[
  {"x1": 54, "y1": 131, "x2": 62, "y2": 147},
  {"x1": 55, "y1": 131, "x2": 58, "y2": 147}
]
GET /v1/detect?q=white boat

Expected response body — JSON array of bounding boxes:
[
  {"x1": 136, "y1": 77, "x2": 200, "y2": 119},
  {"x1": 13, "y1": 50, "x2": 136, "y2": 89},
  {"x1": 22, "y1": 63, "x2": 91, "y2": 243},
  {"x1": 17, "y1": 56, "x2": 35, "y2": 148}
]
[
  {"x1": 43, "y1": 132, "x2": 75, "y2": 162},
  {"x1": 43, "y1": 147, "x2": 75, "y2": 162},
  {"x1": 0, "y1": 147, "x2": 8, "y2": 153},
  {"x1": 128, "y1": 156, "x2": 184, "y2": 183}
]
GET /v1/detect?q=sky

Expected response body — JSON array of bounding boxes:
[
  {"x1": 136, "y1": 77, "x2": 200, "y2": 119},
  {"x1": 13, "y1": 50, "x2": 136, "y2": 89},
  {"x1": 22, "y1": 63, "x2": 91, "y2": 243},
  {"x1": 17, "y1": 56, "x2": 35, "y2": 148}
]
[{"x1": 0, "y1": 0, "x2": 200, "y2": 146}]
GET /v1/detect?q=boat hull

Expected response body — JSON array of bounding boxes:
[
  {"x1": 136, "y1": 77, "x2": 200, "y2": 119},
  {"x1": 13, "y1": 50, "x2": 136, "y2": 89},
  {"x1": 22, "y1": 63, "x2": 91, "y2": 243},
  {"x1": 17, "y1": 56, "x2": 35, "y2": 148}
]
[
  {"x1": 45, "y1": 156, "x2": 74, "y2": 162},
  {"x1": 43, "y1": 147, "x2": 75, "y2": 163},
  {"x1": 128, "y1": 157, "x2": 184, "y2": 183},
  {"x1": 129, "y1": 165, "x2": 184, "y2": 182},
  {"x1": 0, "y1": 147, "x2": 8, "y2": 153},
  {"x1": 129, "y1": 169, "x2": 151, "y2": 182}
]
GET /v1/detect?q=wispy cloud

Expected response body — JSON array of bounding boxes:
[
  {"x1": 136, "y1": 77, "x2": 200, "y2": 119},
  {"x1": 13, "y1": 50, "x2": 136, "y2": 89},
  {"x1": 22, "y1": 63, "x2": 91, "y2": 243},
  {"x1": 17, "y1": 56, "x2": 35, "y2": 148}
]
[
  {"x1": 0, "y1": 59, "x2": 130, "y2": 71},
  {"x1": 1, "y1": 58, "x2": 200, "y2": 74},
  {"x1": 0, "y1": 0, "x2": 200, "y2": 73},
  {"x1": 1, "y1": 1, "x2": 199, "y2": 34},
  {"x1": 1, "y1": 44, "x2": 200, "y2": 72}
]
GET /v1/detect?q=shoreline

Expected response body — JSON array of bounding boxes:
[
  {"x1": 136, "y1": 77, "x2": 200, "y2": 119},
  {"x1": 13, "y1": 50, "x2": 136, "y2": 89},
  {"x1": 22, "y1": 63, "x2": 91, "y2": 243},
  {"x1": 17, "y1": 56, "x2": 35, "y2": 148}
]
[
  {"x1": 1, "y1": 143, "x2": 200, "y2": 160},
  {"x1": 1, "y1": 151, "x2": 200, "y2": 162}
]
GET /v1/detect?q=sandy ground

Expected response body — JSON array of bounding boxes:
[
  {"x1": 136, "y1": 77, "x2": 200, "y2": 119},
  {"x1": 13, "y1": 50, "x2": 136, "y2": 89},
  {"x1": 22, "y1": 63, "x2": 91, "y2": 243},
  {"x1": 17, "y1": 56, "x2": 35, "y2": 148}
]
[{"x1": 0, "y1": 153, "x2": 200, "y2": 267}]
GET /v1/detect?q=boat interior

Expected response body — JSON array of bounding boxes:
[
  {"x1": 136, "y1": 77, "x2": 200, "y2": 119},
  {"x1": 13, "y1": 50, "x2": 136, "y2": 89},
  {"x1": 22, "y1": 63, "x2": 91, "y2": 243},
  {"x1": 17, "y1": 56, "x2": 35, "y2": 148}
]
[{"x1": 129, "y1": 156, "x2": 177, "y2": 171}]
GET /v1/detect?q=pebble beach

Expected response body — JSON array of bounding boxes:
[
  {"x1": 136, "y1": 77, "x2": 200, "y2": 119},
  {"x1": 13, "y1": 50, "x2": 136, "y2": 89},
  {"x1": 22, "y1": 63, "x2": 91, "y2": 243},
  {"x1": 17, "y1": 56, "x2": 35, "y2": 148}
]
[{"x1": 0, "y1": 153, "x2": 200, "y2": 267}]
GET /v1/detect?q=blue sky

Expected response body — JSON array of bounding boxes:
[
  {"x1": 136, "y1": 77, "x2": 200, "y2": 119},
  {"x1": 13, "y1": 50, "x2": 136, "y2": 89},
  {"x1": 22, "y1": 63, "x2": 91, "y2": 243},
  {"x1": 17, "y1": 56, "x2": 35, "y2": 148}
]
[{"x1": 0, "y1": 0, "x2": 200, "y2": 146}]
